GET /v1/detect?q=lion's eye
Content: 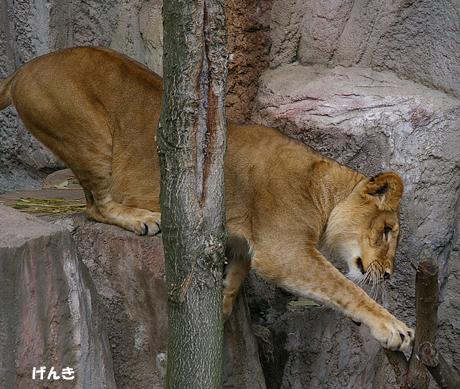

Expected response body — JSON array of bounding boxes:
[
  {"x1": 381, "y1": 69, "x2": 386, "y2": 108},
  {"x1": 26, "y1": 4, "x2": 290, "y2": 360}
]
[{"x1": 384, "y1": 225, "x2": 392, "y2": 240}]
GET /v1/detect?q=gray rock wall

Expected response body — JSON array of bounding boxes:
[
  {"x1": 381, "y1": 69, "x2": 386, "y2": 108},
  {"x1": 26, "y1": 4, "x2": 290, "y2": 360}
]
[
  {"x1": 0, "y1": 205, "x2": 116, "y2": 389},
  {"x1": 269, "y1": 0, "x2": 460, "y2": 99}
]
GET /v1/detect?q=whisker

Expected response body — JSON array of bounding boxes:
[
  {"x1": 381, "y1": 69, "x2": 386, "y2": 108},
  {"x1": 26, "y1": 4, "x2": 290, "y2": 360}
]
[
  {"x1": 355, "y1": 260, "x2": 386, "y2": 302},
  {"x1": 381, "y1": 281, "x2": 389, "y2": 309},
  {"x1": 349, "y1": 259, "x2": 390, "y2": 304}
]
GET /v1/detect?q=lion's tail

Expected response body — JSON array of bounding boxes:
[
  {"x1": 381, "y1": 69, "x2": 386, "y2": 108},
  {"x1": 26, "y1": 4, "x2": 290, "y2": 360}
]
[{"x1": 0, "y1": 74, "x2": 14, "y2": 111}]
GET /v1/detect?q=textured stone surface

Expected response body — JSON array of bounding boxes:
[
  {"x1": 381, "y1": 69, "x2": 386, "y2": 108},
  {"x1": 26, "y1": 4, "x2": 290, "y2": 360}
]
[
  {"x1": 0, "y1": 204, "x2": 267, "y2": 388},
  {"x1": 269, "y1": 0, "x2": 460, "y2": 99},
  {"x1": 252, "y1": 63, "x2": 460, "y2": 388},
  {"x1": 223, "y1": 290, "x2": 267, "y2": 389},
  {"x1": 71, "y1": 216, "x2": 169, "y2": 388},
  {"x1": 246, "y1": 271, "x2": 397, "y2": 388},
  {"x1": 0, "y1": 205, "x2": 116, "y2": 389},
  {"x1": 226, "y1": 0, "x2": 273, "y2": 123}
]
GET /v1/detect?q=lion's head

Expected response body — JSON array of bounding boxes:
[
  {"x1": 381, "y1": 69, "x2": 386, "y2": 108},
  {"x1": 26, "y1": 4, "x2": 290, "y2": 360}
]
[{"x1": 321, "y1": 173, "x2": 404, "y2": 287}]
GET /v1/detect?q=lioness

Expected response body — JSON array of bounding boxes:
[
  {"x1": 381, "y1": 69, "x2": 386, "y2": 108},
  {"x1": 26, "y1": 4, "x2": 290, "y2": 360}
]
[{"x1": 0, "y1": 47, "x2": 414, "y2": 351}]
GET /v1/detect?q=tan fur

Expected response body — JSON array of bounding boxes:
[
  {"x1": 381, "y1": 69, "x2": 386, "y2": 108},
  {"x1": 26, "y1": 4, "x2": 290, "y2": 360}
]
[{"x1": 0, "y1": 47, "x2": 414, "y2": 351}]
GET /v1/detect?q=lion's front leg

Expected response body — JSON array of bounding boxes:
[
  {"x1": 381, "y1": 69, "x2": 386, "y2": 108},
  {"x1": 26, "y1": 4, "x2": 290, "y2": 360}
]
[{"x1": 251, "y1": 245, "x2": 414, "y2": 351}]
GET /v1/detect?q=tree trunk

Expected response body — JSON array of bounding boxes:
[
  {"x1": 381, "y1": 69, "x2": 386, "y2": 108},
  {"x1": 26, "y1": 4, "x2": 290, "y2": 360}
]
[{"x1": 158, "y1": 1, "x2": 228, "y2": 388}]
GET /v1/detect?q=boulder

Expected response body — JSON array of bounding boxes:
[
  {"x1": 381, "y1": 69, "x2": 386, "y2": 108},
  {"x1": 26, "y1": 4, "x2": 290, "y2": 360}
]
[
  {"x1": 71, "y1": 216, "x2": 169, "y2": 388},
  {"x1": 224, "y1": 290, "x2": 267, "y2": 389},
  {"x1": 0, "y1": 202, "x2": 266, "y2": 388},
  {"x1": 269, "y1": 0, "x2": 460, "y2": 100},
  {"x1": 0, "y1": 205, "x2": 116, "y2": 389}
]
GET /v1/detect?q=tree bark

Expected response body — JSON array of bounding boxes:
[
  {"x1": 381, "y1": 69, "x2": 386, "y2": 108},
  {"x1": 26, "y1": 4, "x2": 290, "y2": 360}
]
[{"x1": 158, "y1": 1, "x2": 228, "y2": 388}]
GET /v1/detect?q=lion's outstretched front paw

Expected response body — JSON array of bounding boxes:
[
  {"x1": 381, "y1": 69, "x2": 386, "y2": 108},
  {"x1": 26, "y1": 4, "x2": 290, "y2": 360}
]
[{"x1": 369, "y1": 316, "x2": 415, "y2": 351}]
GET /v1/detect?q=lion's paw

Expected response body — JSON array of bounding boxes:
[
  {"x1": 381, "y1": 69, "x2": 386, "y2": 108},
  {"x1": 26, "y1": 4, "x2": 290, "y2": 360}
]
[
  {"x1": 369, "y1": 316, "x2": 415, "y2": 351},
  {"x1": 131, "y1": 211, "x2": 161, "y2": 236}
]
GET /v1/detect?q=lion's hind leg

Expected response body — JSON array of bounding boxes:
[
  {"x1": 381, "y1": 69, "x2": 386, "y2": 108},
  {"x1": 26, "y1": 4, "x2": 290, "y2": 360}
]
[
  {"x1": 223, "y1": 235, "x2": 253, "y2": 320},
  {"x1": 63, "y1": 125, "x2": 161, "y2": 236},
  {"x1": 90, "y1": 201, "x2": 161, "y2": 236},
  {"x1": 83, "y1": 187, "x2": 161, "y2": 236},
  {"x1": 7, "y1": 48, "x2": 162, "y2": 236}
]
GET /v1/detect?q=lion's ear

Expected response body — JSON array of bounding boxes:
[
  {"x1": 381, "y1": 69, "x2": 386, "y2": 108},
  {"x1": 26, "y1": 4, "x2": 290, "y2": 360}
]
[{"x1": 360, "y1": 172, "x2": 404, "y2": 211}]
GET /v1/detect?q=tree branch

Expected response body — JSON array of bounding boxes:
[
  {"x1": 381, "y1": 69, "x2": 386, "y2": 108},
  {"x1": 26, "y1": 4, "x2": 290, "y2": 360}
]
[
  {"x1": 384, "y1": 349, "x2": 409, "y2": 388},
  {"x1": 385, "y1": 258, "x2": 460, "y2": 388},
  {"x1": 407, "y1": 258, "x2": 439, "y2": 389},
  {"x1": 419, "y1": 342, "x2": 460, "y2": 389},
  {"x1": 385, "y1": 258, "x2": 440, "y2": 388}
]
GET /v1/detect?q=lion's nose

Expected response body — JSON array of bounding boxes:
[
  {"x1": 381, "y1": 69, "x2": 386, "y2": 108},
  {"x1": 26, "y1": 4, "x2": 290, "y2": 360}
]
[{"x1": 383, "y1": 271, "x2": 391, "y2": 280}]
